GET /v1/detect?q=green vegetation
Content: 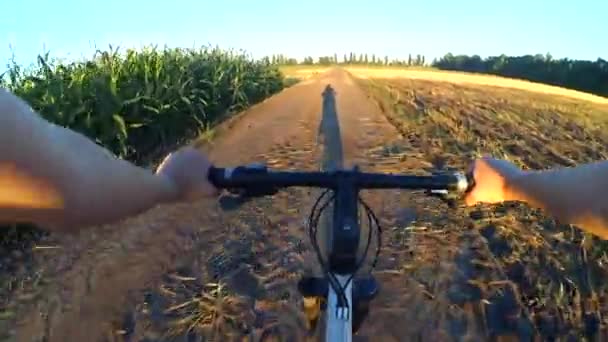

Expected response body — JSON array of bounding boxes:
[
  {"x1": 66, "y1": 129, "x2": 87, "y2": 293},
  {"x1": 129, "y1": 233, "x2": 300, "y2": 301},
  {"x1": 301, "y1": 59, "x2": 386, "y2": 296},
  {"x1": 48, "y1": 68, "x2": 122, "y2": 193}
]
[
  {"x1": 2, "y1": 46, "x2": 286, "y2": 164},
  {"x1": 433, "y1": 53, "x2": 608, "y2": 97}
]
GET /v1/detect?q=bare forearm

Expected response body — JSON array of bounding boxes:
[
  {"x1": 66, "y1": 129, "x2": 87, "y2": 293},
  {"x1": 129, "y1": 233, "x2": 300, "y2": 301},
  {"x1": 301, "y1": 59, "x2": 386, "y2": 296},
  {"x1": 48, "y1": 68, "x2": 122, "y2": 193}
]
[
  {"x1": 0, "y1": 88, "x2": 178, "y2": 231},
  {"x1": 51, "y1": 132, "x2": 179, "y2": 230},
  {"x1": 506, "y1": 161, "x2": 608, "y2": 238}
]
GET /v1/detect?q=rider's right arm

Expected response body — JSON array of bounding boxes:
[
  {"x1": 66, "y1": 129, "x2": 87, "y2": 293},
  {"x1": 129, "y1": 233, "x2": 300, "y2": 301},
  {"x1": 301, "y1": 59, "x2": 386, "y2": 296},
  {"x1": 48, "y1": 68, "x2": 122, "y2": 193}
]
[
  {"x1": 505, "y1": 160, "x2": 608, "y2": 239},
  {"x1": 467, "y1": 158, "x2": 608, "y2": 239}
]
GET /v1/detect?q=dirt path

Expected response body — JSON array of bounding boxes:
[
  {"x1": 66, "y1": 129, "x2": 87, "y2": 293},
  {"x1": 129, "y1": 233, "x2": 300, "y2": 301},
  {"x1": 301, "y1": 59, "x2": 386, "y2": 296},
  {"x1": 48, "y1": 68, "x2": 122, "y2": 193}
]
[{"x1": 10, "y1": 68, "x2": 526, "y2": 341}]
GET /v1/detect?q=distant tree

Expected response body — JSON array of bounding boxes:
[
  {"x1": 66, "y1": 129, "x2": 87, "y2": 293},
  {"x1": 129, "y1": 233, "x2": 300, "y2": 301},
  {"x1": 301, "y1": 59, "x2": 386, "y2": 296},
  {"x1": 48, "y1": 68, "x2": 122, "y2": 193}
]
[
  {"x1": 371, "y1": 54, "x2": 376, "y2": 64},
  {"x1": 318, "y1": 56, "x2": 333, "y2": 65},
  {"x1": 408, "y1": 54, "x2": 412, "y2": 66},
  {"x1": 384, "y1": 55, "x2": 389, "y2": 65},
  {"x1": 343, "y1": 54, "x2": 348, "y2": 64},
  {"x1": 359, "y1": 53, "x2": 364, "y2": 64},
  {"x1": 334, "y1": 53, "x2": 338, "y2": 64},
  {"x1": 302, "y1": 56, "x2": 314, "y2": 65},
  {"x1": 364, "y1": 54, "x2": 369, "y2": 64}
]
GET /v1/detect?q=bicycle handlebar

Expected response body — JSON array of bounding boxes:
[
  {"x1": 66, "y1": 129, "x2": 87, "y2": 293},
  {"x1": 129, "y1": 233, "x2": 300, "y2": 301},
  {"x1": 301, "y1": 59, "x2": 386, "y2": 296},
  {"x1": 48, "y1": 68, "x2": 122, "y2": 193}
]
[{"x1": 208, "y1": 164, "x2": 472, "y2": 193}]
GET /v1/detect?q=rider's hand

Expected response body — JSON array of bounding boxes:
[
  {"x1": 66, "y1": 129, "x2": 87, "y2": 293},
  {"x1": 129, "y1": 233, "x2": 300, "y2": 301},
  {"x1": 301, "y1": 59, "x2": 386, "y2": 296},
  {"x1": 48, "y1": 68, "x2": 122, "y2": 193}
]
[
  {"x1": 464, "y1": 157, "x2": 524, "y2": 206},
  {"x1": 155, "y1": 146, "x2": 218, "y2": 201}
]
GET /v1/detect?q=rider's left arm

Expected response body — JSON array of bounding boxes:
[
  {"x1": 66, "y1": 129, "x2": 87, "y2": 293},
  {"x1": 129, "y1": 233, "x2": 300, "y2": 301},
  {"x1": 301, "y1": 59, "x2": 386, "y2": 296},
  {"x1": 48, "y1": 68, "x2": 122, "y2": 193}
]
[{"x1": 0, "y1": 88, "x2": 179, "y2": 232}]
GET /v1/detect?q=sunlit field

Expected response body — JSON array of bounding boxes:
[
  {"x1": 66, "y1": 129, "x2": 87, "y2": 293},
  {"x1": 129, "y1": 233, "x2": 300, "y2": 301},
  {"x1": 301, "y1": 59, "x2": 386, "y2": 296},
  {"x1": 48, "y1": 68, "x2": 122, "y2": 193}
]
[{"x1": 281, "y1": 65, "x2": 608, "y2": 104}]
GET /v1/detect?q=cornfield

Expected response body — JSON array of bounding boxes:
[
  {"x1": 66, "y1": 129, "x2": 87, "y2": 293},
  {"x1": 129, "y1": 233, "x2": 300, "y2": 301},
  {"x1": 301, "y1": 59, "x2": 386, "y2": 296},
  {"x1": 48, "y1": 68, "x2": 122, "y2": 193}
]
[{"x1": 2, "y1": 45, "x2": 286, "y2": 163}]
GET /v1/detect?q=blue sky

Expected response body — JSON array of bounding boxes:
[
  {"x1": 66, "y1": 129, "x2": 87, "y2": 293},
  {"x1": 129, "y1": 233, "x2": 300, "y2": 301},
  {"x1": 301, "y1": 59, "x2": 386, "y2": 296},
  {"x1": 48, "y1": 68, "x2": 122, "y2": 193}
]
[{"x1": 1, "y1": 0, "x2": 606, "y2": 68}]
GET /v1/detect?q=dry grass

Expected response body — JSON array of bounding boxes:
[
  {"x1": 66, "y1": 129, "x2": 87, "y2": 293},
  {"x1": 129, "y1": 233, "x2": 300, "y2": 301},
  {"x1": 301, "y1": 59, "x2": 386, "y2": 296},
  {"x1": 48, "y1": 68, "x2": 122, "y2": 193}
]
[{"x1": 163, "y1": 281, "x2": 253, "y2": 339}]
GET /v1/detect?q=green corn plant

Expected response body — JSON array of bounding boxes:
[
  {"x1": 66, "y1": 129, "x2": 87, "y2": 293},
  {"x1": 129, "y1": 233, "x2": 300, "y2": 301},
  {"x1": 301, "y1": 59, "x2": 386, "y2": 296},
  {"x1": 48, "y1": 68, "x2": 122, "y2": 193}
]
[{"x1": 4, "y1": 44, "x2": 285, "y2": 162}]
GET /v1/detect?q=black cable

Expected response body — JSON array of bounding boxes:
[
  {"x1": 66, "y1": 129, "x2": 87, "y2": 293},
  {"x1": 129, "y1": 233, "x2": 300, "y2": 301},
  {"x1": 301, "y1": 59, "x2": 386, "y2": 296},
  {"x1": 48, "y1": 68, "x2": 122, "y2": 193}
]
[
  {"x1": 339, "y1": 202, "x2": 374, "y2": 299},
  {"x1": 359, "y1": 198, "x2": 382, "y2": 269},
  {"x1": 356, "y1": 202, "x2": 374, "y2": 271},
  {"x1": 310, "y1": 192, "x2": 351, "y2": 310},
  {"x1": 312, "y1": 198, "x2": 349, "y2": 310},
  {"x1": 337, "y1": 200, "x2": 381, "y2": 311},
  {"x1": 308, "y1": 191, "x2": 348, "y2": 308}
]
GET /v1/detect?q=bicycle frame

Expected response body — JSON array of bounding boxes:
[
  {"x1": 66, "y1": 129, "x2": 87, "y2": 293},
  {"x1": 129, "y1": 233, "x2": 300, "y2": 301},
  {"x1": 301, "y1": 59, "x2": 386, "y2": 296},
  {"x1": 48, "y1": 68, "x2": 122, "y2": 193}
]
[
  {"x1": 324, "y1": 168, "x2": 360, "y2": 341},
  {"x1": 326, "y1": 274, "x2": 353, "y2": 341}
]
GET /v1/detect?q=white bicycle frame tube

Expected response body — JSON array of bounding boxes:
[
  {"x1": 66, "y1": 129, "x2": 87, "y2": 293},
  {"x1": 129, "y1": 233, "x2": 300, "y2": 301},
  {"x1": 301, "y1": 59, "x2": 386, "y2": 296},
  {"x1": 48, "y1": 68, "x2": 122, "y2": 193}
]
[{"x1": 325, "y1": 274, "x2": 353, "y2": 342}]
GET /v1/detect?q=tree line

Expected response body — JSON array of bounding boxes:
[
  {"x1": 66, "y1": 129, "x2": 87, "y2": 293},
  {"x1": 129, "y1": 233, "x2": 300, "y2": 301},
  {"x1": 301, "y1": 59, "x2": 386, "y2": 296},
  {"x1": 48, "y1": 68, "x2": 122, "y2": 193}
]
[
  {"x1": 265, "y1": 53, "x2": 426, "y2": 67},
  {"x1": 432, "y1": 53, "x2": 608, "y2": 97}
]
